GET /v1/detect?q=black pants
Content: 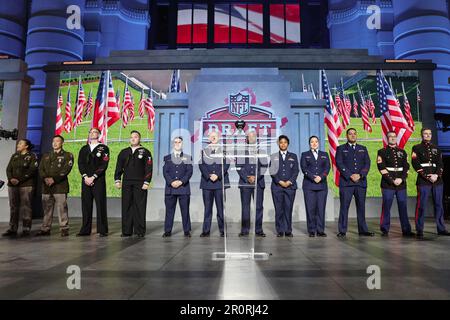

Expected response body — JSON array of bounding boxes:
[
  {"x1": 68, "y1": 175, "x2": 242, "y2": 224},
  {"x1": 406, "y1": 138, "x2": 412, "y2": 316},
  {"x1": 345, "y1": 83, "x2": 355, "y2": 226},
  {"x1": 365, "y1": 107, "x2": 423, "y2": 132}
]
[
  {"x1": 122, "y1": 183, "x2": 148, "y2": 235},
  {"x1": 79, "y1": 177, "x2": 108, "y2": 234}
]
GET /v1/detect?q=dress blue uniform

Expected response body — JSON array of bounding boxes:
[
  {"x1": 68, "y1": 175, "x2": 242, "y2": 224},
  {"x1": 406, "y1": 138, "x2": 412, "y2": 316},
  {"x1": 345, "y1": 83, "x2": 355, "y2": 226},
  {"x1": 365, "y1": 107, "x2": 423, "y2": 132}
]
[
  {"x1": 412, "y1": 141, "x2": 448, "y2": 235},
  {"x1": 269, "y1": 151, "x2": 299, "y2": 235},
  {"x1": 376, "y1": 146, "x2": 412, "y2": 235},
  {"x1": 335, "y1": 143, "x2": 371, "y2": 234},
  {"x1": 236, "y1": 148, "x2": 268, "y2": 235},
  {"x1": 163, "y1": 152, "x2": 193, "y2": 234},
  {"x1": 199, "y1": 145, "x2": 230, "y2": 235},
  {"x1": 300, "y1": 149, "x2": 330, "y2": 234}
]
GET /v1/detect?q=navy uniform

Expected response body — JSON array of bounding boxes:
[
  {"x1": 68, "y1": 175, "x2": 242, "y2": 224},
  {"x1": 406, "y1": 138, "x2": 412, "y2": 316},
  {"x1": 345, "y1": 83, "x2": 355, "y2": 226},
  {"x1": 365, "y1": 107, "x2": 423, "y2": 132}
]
[
  {"x1": 163, "y1": 152, "x2": 193, "y2": 235},
  {"x1": 114, "y1": 146, "x2": 153, "y2": 236},
  {"x1": 377, "y1": 146, "x2": 412, "y2": 235},
  {"x1": 77, "y1": 143, "x2": 110, "y2": 235},
  {"x1": 199, "y1": 145, "x2": 230, "y2": 236},
  {"x1": 411, "y1": 141, "x2": 448, "y2": 235},
  {"x1": 335, "y1": 143, "x2": 371, "y2": 235},
  {"x1": 269, "y1": 151, "x2": 299, "y2": 236},
  {"x1": 300, "y1": 149, "x2": 330, "y2": 235},
  {"x1": 4, "y1": 151, "x2": 38, "y2": 236},
  {"x1": 236, "y1": 147, "x2": 268, "y2": 236}
]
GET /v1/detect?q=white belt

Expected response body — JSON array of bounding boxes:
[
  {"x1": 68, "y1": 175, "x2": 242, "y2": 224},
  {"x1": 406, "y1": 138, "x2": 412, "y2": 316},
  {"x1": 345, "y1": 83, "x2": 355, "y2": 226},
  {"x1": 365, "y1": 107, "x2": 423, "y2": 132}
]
[
  {"x1": 420, "y1": 163, "x2": 436, "y2": 167},
  {"x1": 386, "y1": 167, "x2": 403, "y2": 172}
]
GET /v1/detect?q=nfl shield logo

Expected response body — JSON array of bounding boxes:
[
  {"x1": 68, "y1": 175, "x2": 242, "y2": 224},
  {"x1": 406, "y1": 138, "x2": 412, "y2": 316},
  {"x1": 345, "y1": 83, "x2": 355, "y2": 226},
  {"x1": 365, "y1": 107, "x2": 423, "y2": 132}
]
[{"x1": 228, "y1": 92, "x2": 250, "y2": 118}]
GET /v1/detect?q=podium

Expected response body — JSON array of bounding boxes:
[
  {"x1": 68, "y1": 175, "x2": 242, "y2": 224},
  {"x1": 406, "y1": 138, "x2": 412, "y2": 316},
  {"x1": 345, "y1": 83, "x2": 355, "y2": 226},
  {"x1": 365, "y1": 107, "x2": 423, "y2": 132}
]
[{"x1": 206, "y1": 138, "x2": 271, "y2": 261}]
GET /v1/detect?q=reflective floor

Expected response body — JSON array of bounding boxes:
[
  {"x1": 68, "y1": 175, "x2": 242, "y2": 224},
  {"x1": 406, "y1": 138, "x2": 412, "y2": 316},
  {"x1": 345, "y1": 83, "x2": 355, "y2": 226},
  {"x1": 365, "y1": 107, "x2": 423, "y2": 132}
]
[{"x1": 1, "y1": 218, "x2": 450, "y2": 300}]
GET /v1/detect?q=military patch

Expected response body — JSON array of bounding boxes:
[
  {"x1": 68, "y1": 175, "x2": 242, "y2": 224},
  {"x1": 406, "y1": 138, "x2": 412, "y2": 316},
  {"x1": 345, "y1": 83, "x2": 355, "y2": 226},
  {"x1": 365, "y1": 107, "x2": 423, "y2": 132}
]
[
  {"x1": 103, "y1": 154, "x2": 109, "y2": 161},
  {"x1": 147, "y1": 157, "x2": 152, "y2": 165},
  {"x1": 411, "y1": 152, "x2": 417, "y2": 159},
  {"x1": 377, "y1": 156, "x2": 382, "y2": 164},
  {"x1": 68, "y1": 160, "x2": 73, "y2": 166}
]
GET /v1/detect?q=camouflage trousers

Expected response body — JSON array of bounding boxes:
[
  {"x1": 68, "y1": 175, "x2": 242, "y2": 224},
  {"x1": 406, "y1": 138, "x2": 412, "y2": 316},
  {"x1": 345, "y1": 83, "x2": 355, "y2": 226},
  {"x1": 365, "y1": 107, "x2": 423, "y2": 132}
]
[
  {"x1": 8, "y1": 186, "x2": 33, "y2": 232},
  {"x1": 41, "y1": 193, "x2": 69, "y2": 232}
]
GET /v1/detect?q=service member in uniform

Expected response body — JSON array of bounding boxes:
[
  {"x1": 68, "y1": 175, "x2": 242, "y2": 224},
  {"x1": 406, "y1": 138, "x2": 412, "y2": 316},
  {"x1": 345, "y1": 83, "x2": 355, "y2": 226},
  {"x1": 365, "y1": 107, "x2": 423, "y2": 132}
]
[
  {"x1": 2, "y1": 139, "x2": 38, "y2": 237},
  {"x1": 36, "y1": 135, "x2": 74, "y2": 237},
  {"x1": 300, "y1": 136, "x2": 330, "y2": 237},
  {"x1": 236, "y1": 131, "x2": 267, "y2": 237},
  {"x1": 77, "y1": 128, "x2": 109, "y2": 237},
  {"x1": 199, "y1": 130, "x2": 230, "y2": 237},
  {"x1": 162, "y1": 136, "x2": 193, "y2": 237},
  {"x1": 377, "y1": 131, "x2": 414, "y2": 237},
  {"x1": 335, "y1": 128, "x2": 374, "y2": 238},
  {"x1": 269, "y1": 135, "x2": 299, "y2": 237},
  {"x1": 115, "y1": 130, "x2": 153, "y2": 238},
  {"x1": 411, "y1": 128, "x2": 449, "y2": 238}
]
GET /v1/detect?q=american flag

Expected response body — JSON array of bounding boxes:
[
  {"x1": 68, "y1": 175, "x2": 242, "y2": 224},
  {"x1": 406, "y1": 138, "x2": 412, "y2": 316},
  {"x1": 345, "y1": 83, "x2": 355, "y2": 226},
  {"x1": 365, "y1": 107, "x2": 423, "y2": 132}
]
[
  {"x1": 120, "y1": 88, "x2": 128, "y2": 128},
  {"x1": 63, "y1": 84, "x2": 73, "y2": 133},
  {"x1": 368, "y1": 93, "x2": 376, "y2": 124},
  {"x1": 115, "y1": 89, "x2": 121, "y2": 112},
  {"x1": 335, "y1": 89, "x2": 349, "y2": 129},
  {"x1": 73, "y1": 77, "x2": 86, "y2": 128},
  {"x1": 377, "y1": 70, "x2": 412, "y2": 149},
  {"x1": 145, "y1": 88, "x2": 156, "y2": 131},
  {"x1": 402, "y1": 82, "x2": 415, "y2": 131},
  {"x1": 122, "y1": 81, "x2": 135, "y2": 127},
  {"x1": 92, "y1": 71, "x2": 107, "y2": 143},
  {"x1": 352, "y1": 94, "x2": 359, "y2": 117},
  {"x1": 321, "y1": 70, "x2": 342, "y2": 186},
  {"x1": 55, "y1": 90, "x2": 63, "y2": 135},
  {"x1": 84, "y1": 87, "x2": 93, "y2": 118},
  {"x1": 106, "y1": 71, "x2": 120, "y2": 128},
  {"x1": 138, "y1": 89, "x2": 146, "y2": 118},
  {"x1": 177, "y1": 4, "x2": 300, "y2": 44},
  {"x1": 341, "y1": 81, "x2": 352, "y2": 124},
  {"x1": 357, "y1": 83, "x2": 372, "y2": 133},
  {"x1": 169, "y1": 70, "x2": 180, "y2": 93}
]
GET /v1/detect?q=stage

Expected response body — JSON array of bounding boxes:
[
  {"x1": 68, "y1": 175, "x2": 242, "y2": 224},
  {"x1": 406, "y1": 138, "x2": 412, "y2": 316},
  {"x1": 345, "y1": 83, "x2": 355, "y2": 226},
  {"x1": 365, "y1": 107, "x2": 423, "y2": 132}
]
[{"x1": 1, "y1": 218, "x2": 450, "y2": 300}]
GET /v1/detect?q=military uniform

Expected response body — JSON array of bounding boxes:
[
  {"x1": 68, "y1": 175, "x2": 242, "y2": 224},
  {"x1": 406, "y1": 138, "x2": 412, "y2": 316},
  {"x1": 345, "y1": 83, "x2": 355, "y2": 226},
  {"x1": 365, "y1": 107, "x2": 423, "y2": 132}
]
[
  {"x1": 38, "y1": 149, "x2": 74, "y2": 233},
  {"x1": 269, "y1": 151, "x2": 299, "y2": 236},
  {"x1": 377, "y1": 146, "x2": 412, "y2": 234},
  {"x1": 199, "y1": 145, "x2": 230, "y2": 236},
  {"x1": 5, "y1": 151, "x2": 38, "y2": 233},
  {"x1": 78, "y1": 143, "x2": 110, "y2": 235},
  {"x1": 411, "y1": 141, "x2": 447, "y2": 234},
  {"x1": 114, "y1": 146, "x2": 153, "y2": 236},
  {"x1": 162, "y1": 152, "x2": 193, "y2": 235},
  {"x1": 335, "y1": 143, "x2": 371, "y2": 235},
  {"x1": 236, "y1": 147, "x2": 268, "y2": 235},
  {"x1": 300, "y1": 149, "x2": 330, "y2": 235}
]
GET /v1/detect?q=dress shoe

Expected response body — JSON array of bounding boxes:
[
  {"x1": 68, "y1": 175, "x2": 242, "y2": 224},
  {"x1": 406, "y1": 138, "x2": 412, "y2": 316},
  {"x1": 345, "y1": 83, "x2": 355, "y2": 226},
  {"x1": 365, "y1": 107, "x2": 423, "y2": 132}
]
[
  {"x1": 337, "y1": 232, "x2": 346, "y2": 238},
  {"x1": 285, "y1": 232, "x2": 293, "y2": 237},
  {"x1": 316, "y1": 232, "x2": 327, "y2": 237},
  {"x1": 308, "y1": 232, "x2": 315, "y2": 238},
  {"x1": 255, "y1": 232, "x2": 266, "y2": 237},
  {"x1": 136, "y1": 233, "x2": 145, "y2": 238},
  {"x1": 402, "y1": 231, "x2": 415, "y2": 237},
  {"x1": 438, "y1": 230, "x2": 450, "y2": 236},
  {"x1": 200, "y1": 232, "x2": 210, "y2": 237},
  {"x1": 162, "y1": 232, "x2": 171, "y2": 238},
  {"x1": 121, "y1": 233, "x2": 132, "y2": 238},
  {"x1": 99, "y1": 233, "x2": 108, "y2": 237},
  {"x1": 359, "y1": 231, "x2": 375, "y2": 237},
  {"x1": 61, "y1": 230, "x2": 69, "y2": 237},
  {"x1": 21, "y1": 230, "x2": 30, "y2": 237},
  {"x1": 238, "y1": 232, "x2": 249, "y2": 237},
  {"x1": 220, "y1": 232, "x2": 225, "y2": 237},
  {"x1": 2, "y1": 230, "x2": 17, "y2": 237},
  {"x1": 276, "y1": 232, "x2": 284, "y2": 237},
  {"x1": 184, "y1": 232, "x2": 191, "y2": 237},
  {"x1": 381, "y1": 231, "x2": 389, "y2": 237},
  {"x1": 416, "y1": 232, "x2": 424, "y2": 239},
  {"x1": 35, "y1": 230, "x2": 50, "y2": 236}
]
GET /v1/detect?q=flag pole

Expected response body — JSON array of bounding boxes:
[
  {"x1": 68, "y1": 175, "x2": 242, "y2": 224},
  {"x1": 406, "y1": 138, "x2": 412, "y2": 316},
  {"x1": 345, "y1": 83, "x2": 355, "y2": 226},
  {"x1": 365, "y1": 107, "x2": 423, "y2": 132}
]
[
  {"x1": 416, "y1": 85, "x2": 420, "y2": 122},
  {"x1": 104, "y1": 70, "x2": 109, "y2": 145}
]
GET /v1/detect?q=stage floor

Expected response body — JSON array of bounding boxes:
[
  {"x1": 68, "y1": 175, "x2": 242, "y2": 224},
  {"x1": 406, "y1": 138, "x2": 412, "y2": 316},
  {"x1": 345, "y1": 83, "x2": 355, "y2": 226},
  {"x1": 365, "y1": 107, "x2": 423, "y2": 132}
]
[{"x1": 1, "y1": 218, "x2": 450, "y2": 300}]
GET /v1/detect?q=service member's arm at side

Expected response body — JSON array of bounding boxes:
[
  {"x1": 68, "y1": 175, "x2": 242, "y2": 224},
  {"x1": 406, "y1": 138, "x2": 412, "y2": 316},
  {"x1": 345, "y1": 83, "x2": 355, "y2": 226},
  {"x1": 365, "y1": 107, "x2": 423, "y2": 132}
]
[
  {"x1": 300, "y1": 153, "x2": 315, "y2": 182},
  {"x1": 360, "y1": 146, "x2": 370, "y2": 178},
  {"x1": 287, "y1": 154, "x2": 300, "y2": 185},
  {"x1": 323, "y1": 152, "x2": 331, "y2": 179},
  {"x1": 401, "y1": 150, "x2": 409, "y2": 181},
  {"x1": 411, "y1": 145, "x2": 427, "y2": 180},
  {"x1": 335, "y1": 146, "x2": 350, "y2": 180},
  {"x1": 114, "y1": 149, "x2": 126, "y2": 183},
  {"x1": 180, "y1": 156, "x2": 193, "y2": 185},
  {"x1": 377, "y1": 149, "x2": 394, "y2": 185},
  {"x1": 143, "y1": 150, "x2": 153, "y2": 186},
  {"x1": 6, "y1": 154, "x2": 14, "y2": 183},
  {"x1": 78, "y1": 147, "x2": 88, "y2": 178},
  {"x1": 19, "y1": 153, "x2": 38, "y2": 183},
  {"x1": 199, "y1": 151, "x2": 211, "y2": 181}
]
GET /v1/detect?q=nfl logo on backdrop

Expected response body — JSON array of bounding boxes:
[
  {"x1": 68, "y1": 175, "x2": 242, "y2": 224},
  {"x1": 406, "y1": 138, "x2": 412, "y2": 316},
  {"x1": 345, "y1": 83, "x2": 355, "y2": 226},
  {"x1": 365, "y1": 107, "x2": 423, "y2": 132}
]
[{"x1": 229, "y1": 92, "x2": 250, "y2": 118}]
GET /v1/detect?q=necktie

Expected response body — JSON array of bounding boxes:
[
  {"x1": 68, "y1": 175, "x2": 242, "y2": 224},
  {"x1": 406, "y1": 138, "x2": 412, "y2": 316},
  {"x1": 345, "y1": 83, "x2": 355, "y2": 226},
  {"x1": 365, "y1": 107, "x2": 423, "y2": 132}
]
[{"x1": 313, "y1": 150, "x2": 318, "y2": 160}]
